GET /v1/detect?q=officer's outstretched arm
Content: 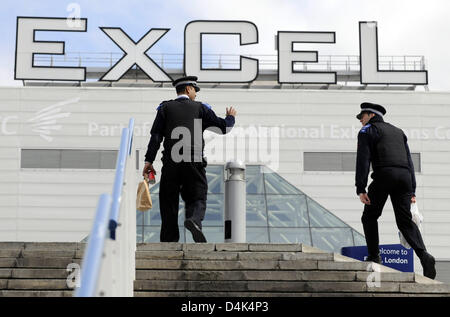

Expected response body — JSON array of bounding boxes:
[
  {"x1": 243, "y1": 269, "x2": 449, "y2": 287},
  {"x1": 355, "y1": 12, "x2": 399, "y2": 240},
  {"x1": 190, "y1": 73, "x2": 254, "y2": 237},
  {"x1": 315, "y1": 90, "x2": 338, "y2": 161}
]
[{"x1": 201, "y1": 103, "x2": 236, "y2": 134}]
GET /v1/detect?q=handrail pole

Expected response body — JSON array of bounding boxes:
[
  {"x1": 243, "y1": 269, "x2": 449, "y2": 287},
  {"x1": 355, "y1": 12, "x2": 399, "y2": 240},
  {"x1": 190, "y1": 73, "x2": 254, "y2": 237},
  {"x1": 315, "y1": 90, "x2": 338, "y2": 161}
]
[
  {"x1": 75, "y1": 194, "x2": 111, "y2": 297},
  {"x1": 128, "y1": 118, "x2": 135, "y2": 156},
  {"x1": 75, "y1": 118, "x2": 136, "y2": 297},
  {"x1": 109, "y1": 127, "x2": 131, "y2": 240}
]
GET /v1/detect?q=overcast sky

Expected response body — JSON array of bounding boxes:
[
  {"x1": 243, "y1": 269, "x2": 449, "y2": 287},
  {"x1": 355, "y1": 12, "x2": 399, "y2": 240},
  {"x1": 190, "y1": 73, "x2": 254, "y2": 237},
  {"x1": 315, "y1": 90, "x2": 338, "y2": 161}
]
[{"x1": 1, "y1": 0, "x2": 450, "y2": 90}]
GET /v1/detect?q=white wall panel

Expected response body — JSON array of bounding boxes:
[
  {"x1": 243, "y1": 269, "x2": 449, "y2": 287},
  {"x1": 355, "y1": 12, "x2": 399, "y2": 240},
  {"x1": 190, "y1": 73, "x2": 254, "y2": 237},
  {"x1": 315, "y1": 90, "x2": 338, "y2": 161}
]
[{"x1": 0, "y1": 86, "x2": 449, "y2": 260}]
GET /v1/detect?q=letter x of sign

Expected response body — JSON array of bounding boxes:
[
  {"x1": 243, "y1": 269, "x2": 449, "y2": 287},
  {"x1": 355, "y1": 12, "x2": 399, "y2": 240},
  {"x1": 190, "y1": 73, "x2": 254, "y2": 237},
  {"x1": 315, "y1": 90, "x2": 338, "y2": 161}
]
[{"x1": 99, "y1": 27, "x2": 172, "y2": 82}]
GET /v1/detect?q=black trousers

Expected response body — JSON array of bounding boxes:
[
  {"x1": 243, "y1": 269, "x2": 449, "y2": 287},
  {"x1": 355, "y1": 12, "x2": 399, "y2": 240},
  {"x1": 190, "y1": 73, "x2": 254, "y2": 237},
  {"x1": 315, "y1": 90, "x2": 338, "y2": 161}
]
[
  {"x1": 159, "y1": 158, "x2": 208, "y2": 242},
  {"x1": 362, "y1": 167, "x2": 426, "y2": 258}
]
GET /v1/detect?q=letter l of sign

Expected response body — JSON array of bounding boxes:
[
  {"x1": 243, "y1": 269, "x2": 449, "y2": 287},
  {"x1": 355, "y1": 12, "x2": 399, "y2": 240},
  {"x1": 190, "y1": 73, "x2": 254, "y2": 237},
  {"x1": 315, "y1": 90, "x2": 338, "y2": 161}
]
[{"x1": 99, "y1": 27, "x2": 172, "y2": 82}]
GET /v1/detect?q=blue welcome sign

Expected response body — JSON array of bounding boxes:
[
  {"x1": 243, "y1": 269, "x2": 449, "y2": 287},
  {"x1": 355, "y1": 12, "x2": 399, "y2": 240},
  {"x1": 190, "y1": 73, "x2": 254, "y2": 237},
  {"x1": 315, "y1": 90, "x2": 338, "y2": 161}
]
[{"x1": 341, "y1": 244, "x2": 414, "y2": 272}]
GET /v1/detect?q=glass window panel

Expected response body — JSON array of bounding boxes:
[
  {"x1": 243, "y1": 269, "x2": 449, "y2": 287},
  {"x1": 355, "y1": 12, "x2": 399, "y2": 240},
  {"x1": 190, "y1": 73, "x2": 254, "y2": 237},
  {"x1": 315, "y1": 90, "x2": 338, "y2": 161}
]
[
  {"x1": 311, "y1": 228, "x2": 353, "y2": 253},
  {"x1": 269, "y1": 228, "x2": 311, "y2": 244},
  {"x1": 61, "y1": 149, "x2": 101, "y2": 169},
  {"x1": 263, "y1": 169, "x2": 303, "y2": 195},
  {"x1": 21, "y1": 149, "x2": 61, "y2": 168},
  {"x1": 247, "y1": 227, "x2": 269, "y2": 243},
  {"x1": 185, "y1": 226, "x2": 223, "y2": 243},
  {"x1": 145, "y1": 195, "x2": 161, "y2": 226},
  {"x1": 203, "y1": 194, "x2": 224, "y2": 226},
  {"x1": 245, "y1": 165, "x2": 265, "y2": 194},
  {"x1": 207, "y1": 165, "x2": 224, "y2": 194},
  {"x1": 307, "y1": 197, "x2": 348, "y2": 228},
  {"x1": 136, "y1": 226, "x2": 144, "y2": 243},
  {"x1": 352, "y1": 230, "x2": 366, "y2": 246},
  {"x1": 136, "y1": 210, "x2": 145, "y2": 226},
  {"x1": 149, "y1": 182, "x2": 159, "y2": 194},
  {"x1": 246, "y1": 195, "x2": 267, "y2": 227},
  {"x1": 267, "y1": 195, "x2": 309, "y2": 227},
  {"x1": 144, "y1": 197, "x2": 185, "y2": 226},
  {"x1": 143, "y1": 226, "x2": 160, "y2": 243}
]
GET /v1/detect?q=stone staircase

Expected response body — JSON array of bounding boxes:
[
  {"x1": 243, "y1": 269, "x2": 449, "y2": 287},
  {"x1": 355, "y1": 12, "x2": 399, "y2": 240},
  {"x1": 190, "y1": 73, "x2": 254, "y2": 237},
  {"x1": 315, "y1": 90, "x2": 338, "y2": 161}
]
[
  {"x1": 0, "y1": 242, "x2": 449, "y2": 297},
  {"x1": 0, "y1": 242, "x2": 82, "y2": 297}
]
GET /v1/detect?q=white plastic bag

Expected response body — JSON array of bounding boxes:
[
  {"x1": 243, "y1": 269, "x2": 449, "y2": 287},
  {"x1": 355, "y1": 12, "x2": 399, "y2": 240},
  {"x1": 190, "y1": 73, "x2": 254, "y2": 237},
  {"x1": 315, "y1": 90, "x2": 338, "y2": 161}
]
[{"x1": 399, "y1": 202, "x2": 423, "y2": 249}]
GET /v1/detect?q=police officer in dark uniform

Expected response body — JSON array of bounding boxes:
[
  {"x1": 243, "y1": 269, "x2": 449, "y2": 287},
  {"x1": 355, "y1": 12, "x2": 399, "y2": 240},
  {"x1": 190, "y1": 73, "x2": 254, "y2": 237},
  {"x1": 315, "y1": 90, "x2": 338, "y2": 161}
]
[
  {"x1": 143, "y1": 76, "x2": 237, "y2": 243},
  {"x1": 355, "y1": 102, "x2": 436, "y2": 279}
]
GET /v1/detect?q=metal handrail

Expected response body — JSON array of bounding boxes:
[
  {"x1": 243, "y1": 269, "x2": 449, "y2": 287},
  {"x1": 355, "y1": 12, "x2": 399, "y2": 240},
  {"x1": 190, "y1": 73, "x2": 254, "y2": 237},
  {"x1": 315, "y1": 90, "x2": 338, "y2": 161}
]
[
  {"x1": 109, "y1": 118, "x2": 135, "y2": 240},
  {"x1": 75, "y1": 194, "x2": 111, "y2": 297},
  {"x1": 75, "y1": 118, "x2": 135, "y2": 297}
]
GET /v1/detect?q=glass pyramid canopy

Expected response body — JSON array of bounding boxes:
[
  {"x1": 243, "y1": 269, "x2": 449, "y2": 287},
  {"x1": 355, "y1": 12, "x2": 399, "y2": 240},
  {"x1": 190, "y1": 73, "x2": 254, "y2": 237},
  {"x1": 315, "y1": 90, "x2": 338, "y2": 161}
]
[{"x1": 136, "y1": 165, "x2": 366, "y2": 253}]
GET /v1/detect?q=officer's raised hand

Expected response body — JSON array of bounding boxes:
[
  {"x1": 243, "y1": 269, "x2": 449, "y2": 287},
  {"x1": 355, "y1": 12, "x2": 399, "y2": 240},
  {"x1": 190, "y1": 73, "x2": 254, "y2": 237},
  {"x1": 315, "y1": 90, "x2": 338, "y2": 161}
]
[
  {"x1": 359, "y1": 193, "x2": 371, "y2": 205},
  {"x1": 142, "y1": 162, "x2": 156, "y2": 178},
  {"x1": 226, "y1": 106, "x2": 237, "y2": 117}
]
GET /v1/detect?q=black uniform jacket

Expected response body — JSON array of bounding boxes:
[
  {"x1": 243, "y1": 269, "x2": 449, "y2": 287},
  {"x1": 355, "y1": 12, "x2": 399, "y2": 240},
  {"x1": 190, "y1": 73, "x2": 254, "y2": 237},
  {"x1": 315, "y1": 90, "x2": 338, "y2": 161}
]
[
  {"x1": 145, "y1": 95, "x2": 235, "y2": 164},
  {"x1": 355, "y1": 115, "x2": 416, "y2": 195}
]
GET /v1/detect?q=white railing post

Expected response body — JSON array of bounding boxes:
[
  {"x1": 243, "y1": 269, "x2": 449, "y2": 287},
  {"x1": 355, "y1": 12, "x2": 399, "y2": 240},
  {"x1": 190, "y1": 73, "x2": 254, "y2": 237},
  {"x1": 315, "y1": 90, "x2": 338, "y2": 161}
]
[{"x1": 75, "y1": 118, "x2": 136, "y2": 297}]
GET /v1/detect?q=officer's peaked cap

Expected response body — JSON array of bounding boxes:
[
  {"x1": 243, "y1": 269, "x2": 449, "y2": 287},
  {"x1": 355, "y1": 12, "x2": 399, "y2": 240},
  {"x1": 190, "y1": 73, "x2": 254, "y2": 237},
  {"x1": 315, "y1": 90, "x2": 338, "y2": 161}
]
[
  {"x1": 172, "y1": 76, "x2": 200, "y2": 92},
  {"x1": 356, "y1": 102, "x2": 386, "y2": 119}
]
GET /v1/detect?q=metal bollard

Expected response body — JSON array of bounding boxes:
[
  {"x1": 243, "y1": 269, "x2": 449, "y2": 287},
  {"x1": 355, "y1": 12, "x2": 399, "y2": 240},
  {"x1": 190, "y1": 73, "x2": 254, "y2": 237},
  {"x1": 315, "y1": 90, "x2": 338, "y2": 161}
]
[{"x1": 224, "y1": 161, "x2": 246, "y2": 243}]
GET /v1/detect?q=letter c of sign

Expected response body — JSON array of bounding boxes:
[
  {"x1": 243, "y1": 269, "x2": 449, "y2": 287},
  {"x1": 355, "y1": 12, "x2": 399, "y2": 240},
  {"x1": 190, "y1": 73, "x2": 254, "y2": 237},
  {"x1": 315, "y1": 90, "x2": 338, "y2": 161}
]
[{"x1": 1, "y1": 116, "x2": 18, "y2": 135}]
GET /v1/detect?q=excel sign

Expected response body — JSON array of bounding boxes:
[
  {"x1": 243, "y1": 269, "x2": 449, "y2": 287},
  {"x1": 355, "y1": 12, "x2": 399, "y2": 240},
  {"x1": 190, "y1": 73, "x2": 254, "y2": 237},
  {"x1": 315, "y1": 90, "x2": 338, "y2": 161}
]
[{"x1": 14, "y1": 17, "x2": 428, "y2": 85}]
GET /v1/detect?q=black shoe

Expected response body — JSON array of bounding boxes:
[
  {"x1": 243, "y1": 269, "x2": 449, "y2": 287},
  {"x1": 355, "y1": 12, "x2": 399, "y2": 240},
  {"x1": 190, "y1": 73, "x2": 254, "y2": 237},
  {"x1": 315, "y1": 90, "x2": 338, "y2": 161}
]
[
  {"x1": 365, "y1": 255, "x2": 382, "y2": 264},
  {"x1": 420, "y1": 251, "x2": 436, "y2": 280},
  {"x1": 184, "y1": 219, "x2": 207, "y2": 243}
]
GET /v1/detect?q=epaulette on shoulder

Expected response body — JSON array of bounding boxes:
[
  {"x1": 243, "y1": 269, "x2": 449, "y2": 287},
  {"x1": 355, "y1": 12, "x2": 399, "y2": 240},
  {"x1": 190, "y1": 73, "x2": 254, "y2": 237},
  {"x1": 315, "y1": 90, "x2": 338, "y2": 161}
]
[
  {"x1": 157, "y1": 100, "x2": 171, "y2": 110},
  {"x1": 360, "y1": 123, "x2": 371, "y2": 133},
  {"x1": 201, "y1": 102, "x2": 212, "y2": 110}
]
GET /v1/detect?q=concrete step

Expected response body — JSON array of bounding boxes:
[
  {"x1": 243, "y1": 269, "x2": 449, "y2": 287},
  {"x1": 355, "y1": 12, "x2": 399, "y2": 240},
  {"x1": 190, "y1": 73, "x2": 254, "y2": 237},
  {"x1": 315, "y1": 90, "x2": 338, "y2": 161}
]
[
  {"x1": 135, "y1": 270, "x2": 358, "y2": 282},
  {"x1": 0, "y1": 250, "x2": 22, "y2": 258},
  {"x1": 136, "y1": 259, "x2": 320, "y2": 271},
  {"x1": 0, "y1": 259, "x2": 17, "y2": 268},
  {"x1": 22, "y1": 242, "x2": 81, "y2": 251},
  {"x1": 135, "y1": 258, "x2": 391, "y2": 272},
  {"x1": 0, "y1": 269, "x2": 11, "y2": 278},
  {"x1": 134, "y1": 291, "x2": 315, "y2": 297},
  {"x1": 0, "y1": 290, "x2": 73, "y2": 297},
  {"x1": 20, "y1": 250, "x2": 79, "y2": 259},
  {"x1": 11, "y1": 269, "x2": 69, "y2": 279},
  {"x1": 1, "y1": 242, "x2": 448, "y2": 297},
  {"x1": 15, "y1": 258, "x2": 80, "y2": 269},
  {"x1": 134, "y1": 279, "x2": 450, "y2": 295},
  {"x1": 5, "y1": 279, "x2": 69, "y2": 290},
  {"x1": 133, "y1": 291, "x2": 449, "y2": 297},
  {"x1": 136, "y1": 243, "x2": 321, "y2": 253},
  {"x1": 0, "y1": 243, "x2": 26, "y2": 250},
  {"x1": 135, "y1": 250, "x2": 334, "y2": 261},
  {"x1": 133, "y1": 279, "x2": 405, "y2": 293},
  {"x1": 0, "y1": 268, "x2": 70, "y2": 279}
]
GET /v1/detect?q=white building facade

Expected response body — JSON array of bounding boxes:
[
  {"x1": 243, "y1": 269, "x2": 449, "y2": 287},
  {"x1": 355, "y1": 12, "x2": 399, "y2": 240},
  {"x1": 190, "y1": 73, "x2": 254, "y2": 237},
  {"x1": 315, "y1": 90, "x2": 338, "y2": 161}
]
[{"x1": 1, "y1": 85, "x2": 449, "y2": 279}]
